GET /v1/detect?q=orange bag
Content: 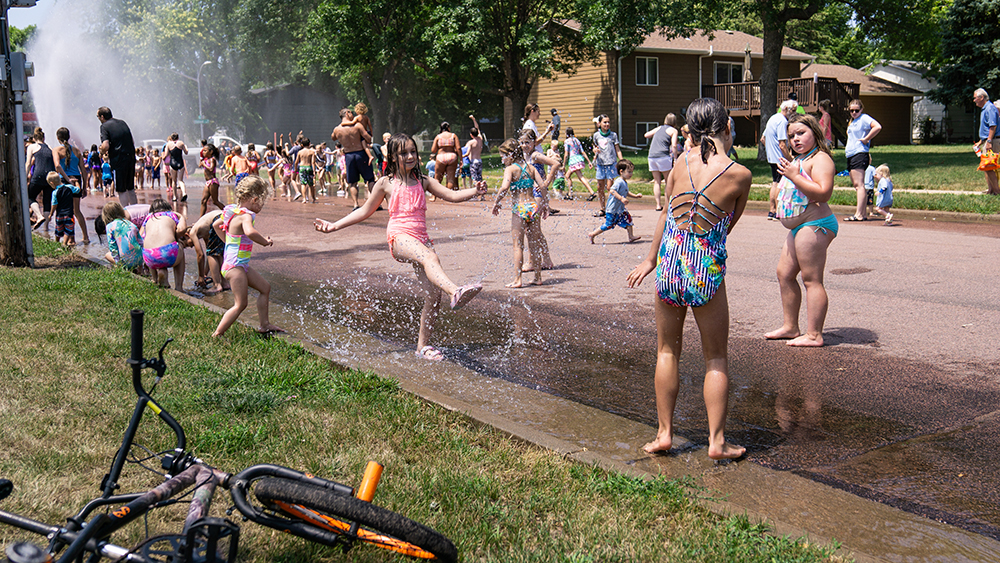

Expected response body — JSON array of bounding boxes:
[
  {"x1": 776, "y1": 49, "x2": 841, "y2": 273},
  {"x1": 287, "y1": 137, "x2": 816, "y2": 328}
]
[{"x1": 979, "y1": 149, "x2": 1000, "y2": 172}]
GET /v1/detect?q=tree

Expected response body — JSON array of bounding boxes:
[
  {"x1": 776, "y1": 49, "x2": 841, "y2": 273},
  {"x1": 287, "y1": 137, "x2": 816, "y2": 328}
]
[
  {"x1": 9, "y1": 25, "x2": 36, "y2": 52},
  {"x1": 929, "y1": 0, "x2": 1000, "y2": 107}
]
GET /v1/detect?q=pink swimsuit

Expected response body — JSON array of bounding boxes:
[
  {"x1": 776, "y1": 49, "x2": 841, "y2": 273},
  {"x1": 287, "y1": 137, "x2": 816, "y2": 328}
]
[{"x1": 386, "y1": 178, "x2": 431, "y2": 260}]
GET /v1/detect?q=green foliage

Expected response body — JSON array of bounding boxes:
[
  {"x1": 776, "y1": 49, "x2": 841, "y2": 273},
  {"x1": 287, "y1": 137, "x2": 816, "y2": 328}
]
[
  {"x1": 9, "y1": 24, "x2": 36, "y2": 52},
  {"x1": 929, "y1": 0, "x2": 1000, "y2": 107}
]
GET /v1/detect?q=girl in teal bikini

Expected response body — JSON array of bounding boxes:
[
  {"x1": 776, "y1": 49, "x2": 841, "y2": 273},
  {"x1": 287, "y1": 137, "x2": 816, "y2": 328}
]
[
  {"x1": 627, "y1": 98, "x2": 751, "y2": 460},
  {"x1": 492, "y1": 138, "x2": 550, "y2": 288},
  {"x1": 765, "y1": 114, "x2": 837, "y2": 347}
]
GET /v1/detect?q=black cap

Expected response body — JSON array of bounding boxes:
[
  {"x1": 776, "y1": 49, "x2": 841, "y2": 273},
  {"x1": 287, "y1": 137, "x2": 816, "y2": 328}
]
[
  {"x1": 788, "y1": 92, "x2": 798, "y2": 100},
  {"x1": 550, "y1": 108, "x2": 558, "y2": 114}
]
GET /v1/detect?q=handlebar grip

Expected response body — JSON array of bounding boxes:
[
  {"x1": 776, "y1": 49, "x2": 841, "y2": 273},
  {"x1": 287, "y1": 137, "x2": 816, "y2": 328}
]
[{"x1": 130, "y1": 310, "x2": 144, "y2": 363}]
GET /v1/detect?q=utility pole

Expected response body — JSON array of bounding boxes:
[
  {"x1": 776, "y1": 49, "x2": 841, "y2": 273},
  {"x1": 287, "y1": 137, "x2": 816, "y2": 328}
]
[{"x1": 0, "y1": 0, "x2": 35, "y2": 267}]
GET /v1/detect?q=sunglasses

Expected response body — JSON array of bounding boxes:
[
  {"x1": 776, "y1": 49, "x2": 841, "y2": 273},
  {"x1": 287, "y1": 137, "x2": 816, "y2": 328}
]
[{"x1": 850, "y1": 109, "x2": 861, "y2": 113}]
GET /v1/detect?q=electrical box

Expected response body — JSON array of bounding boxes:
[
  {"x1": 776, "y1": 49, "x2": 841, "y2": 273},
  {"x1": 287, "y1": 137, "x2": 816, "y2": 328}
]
[{"x1": 9, "y1": 52, "x2": 33, "y2": 93}]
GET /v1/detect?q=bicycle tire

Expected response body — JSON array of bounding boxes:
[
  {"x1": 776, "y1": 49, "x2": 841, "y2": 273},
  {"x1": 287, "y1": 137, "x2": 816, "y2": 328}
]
[{"x1": 254, "y1": 478, "x2": 457, "y2": 562}]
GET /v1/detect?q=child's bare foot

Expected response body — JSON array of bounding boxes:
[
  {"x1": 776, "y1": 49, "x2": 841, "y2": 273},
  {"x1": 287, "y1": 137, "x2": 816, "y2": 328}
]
[
  {"x1": 588, "y1": 233, "x2": 596, "y2": 244},
  {"x1": 628, "y1": 236, "x2": 642, "y2": 243},
  {"x1": 642, "y1": 434, "x2": 672, "y2": 454},
  {"x1": 787, "y1": 333, "x2": 823, "y2": 347},
  {"x1": 764, "y1": 327, "x2": 800, "y2": 340},
  {"x1": 258, "y1": 324, "x2": 286, "y2": 334},
  {"x1": 506, "y1": 279, "x2": 523, "y2": 289},
  {"x1": 531, "y1": 277, "x2": 543, "y2": 286},
  {"x1": 708, "y1": 442, "x2": 746, "y2": 460}
]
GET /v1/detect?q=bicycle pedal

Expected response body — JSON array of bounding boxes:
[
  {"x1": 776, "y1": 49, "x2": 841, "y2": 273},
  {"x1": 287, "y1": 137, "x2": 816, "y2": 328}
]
[{"x1": 184, "y1": 517, "x2": 240, "y2": 563}]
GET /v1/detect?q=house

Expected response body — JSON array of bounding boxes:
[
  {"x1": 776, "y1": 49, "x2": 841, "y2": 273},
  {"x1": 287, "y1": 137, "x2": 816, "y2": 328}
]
[
  {"x1": 862, "y1": 60, "x2": 976, "y2": 142},
  {"x1": 799, "y1": 64, "x2": 922, "y2": 146},
  {"x1": 528, "y1": 26, "x2": 812, "y2": 147}
]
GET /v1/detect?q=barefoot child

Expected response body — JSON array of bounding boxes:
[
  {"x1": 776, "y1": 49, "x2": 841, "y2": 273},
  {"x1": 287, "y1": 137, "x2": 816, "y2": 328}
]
[
  {"x1": 47, "y1": 172, "x2": 82, "y2": 247},
  {"x1": 212, "y1": 176, "x2": 282, "y2": 337},
  {"x1": 200, "y1": 143, "x2": 224, "y2": 217},
  {"x1": 491, "y1": 138, "x2": 549, "y2": 288},
  {"x1": 626, "y1": 98, "x2": 751, "y2": 461},
  {"x1": 588, "y1": 159, "x2": 642, "y2": 244},
  {"x1": 101, "y1": 201, "x2": 143, "y2": 271},
  {"x1": 140, "y1": 198, "x2": 189, "y2": 290},
  {"x1": 190, "y1": 209, "x2": 227, "y2": 294},
  {"x1": 871, "y1": 164, "x2": 894, "y2": 224},
  {"x1": 563, "y1": 127, "x2": 595, "y2": 200},
  {"x1": 314, "y1": 133, "x2": 487, "y2": 361}
]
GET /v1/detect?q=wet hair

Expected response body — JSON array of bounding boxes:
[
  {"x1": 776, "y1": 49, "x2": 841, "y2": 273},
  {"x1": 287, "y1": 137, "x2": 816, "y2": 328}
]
[
  {"x1": 566, "y1": 127, "x2": 575, "y2": 137},
  {"x1": 300, "y1": 137, "x2": 310, "y2": 147},
  {"x1": 101, "y1": 201, "x2": 126, "y2": 225},
  {"x1": 786, "y1": 114, "x2": 831, "y2": 156},
  {"x1": 384, "y1": 133, "x2": 425, "y2": 182},
  {"x1": 498, "y1": 138, "x2": 524, "y2": 163},
  {"x1": 232, "y1": 145, "x2": 242, "y2": 154},
  {"x1": 518, "y1": 128, "x2": 537, "y2": 150},
  {"x1": 848, "y1": 98, "x2": 864, "y2": 111},
  {"x1": 90, "y1": 144, "x2": 98, "y2": 152},
  {"x1": 33, "y1": 127, "x2": 44, "y2": 141},
  {"x1": 439, "y1": 122, "x2": 450, "y2": 133},
  {"x1": 265, "y1": 142, "x2": 274, "y2": 150},
  {"x1": 56, "y1": 127, "x2": 71, "y2": 143},
  {"x1": 354, "y1": 102, "x2": 368, "y2": 115},
  {"x1": 205, "y1": 143, "x2": 219, "y2": 159},
  {"x1": 470, "y1": 127, "x2": 479, "y2": 137},
  {"x1": 169, "y1": 133, "x2": 179, "y2": 141},
  {"x1": 339, "y1": 108, "x2": 352, "y2": 118},
  {"x1": 150, "y1": 198, "x2": 172, "y2": 213},
  {"x1": 235, "y1": 175, "x2": 271, "y2": 202},
  {"x1": 875, "y1": 163, "x2": 892, "y2": 180},
  {"x1": 664, "y1": 113, "x2": 678, "y2": 127},
  {"x1": 523, "y1": 103, "x2": 539, "y2": 121},
  {"x1": 248, "y1": 143, "x2": 255, "y2": 151},
  {"x1": 97, "y1": 107, "x2": 112, "y2": 120},
  {"x1": 616, "y1": 159, "x2": 633, "y2": 173},
  {"x1": 685, "y1": 98, "x2": 730, "y2": 163}
]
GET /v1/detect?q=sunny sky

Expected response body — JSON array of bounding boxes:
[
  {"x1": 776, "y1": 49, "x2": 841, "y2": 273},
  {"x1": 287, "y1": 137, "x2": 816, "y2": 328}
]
[{"x1": 7, "y1": 1, "x2": 53, "y2": 29}]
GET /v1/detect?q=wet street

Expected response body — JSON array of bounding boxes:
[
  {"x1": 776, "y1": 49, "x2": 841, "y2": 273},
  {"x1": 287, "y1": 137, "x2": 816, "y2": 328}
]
[{"x1": 76, "y1": 182, "x2": 1000, "y2": 547}]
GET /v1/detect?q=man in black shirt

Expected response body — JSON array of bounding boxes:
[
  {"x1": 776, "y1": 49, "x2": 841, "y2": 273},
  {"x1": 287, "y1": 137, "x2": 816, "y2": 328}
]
[{"x1": 97, "y1": 106, "x2": 137, "y2": 206}]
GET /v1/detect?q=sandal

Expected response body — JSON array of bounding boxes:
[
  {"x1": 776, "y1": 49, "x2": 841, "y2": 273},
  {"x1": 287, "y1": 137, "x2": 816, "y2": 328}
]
[
  {"x1": 586, "y1": 193, "x2": 597, "y2": 201},
  {"x1": 450, "y1": 283, "x2": 482, "y2": 310},
  {"x1": 842, "y1": 215, "x2": 866, "y2": 222},
  {"x1": 415, "y1": 345, "x2": 444, "y2": 361}
]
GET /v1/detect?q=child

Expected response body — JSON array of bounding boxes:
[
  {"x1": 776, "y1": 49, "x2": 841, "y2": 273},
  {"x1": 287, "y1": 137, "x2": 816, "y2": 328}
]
[
  {"x1": 627, "y1": 97, "x2": 751, "y2": 461},
  {"x1": 459, "y1": 145, "x2": 472, "y2": 190},
  {"x1": 491, "y1": 138, "x2": 549, "y2": 288},
  {"x1": 212, "y1": 176, "x2": 282, "y2": 337},
  {"x1": 294, "y1": 138, "x2": 318, "y2": 204},
  {"x1": 546, "y1": 140, "x2": 567, "y2": 199},
  {"x1": 592, "y1": 114, "x2": 624, "y2": 217},
  {"x1": 101, "y1": 159, "x2": 114, "y2": 197},
  {"x1": 278, "y1": 148, "x2": 297, "y2": 201},
  {"x1": 200, "y1": 143, "x2": 224, "y2": 217},
  {"x1": 562, "y1": 127, "x2": 594, "y2": 200},
  {"x1": 101, "y1": 201, "x2": 143, "y2": 272},
  {"x1": 872, "y1": 164, "x2": 894, "y2": 224},
  {"x1": 246, "y1": 143, "x2": 261, "y2": 176},
  {"x1": 314, "y1": 133, "x2": 487, "y2": 361},
  {"x1": 190, "y1": 209, "x2": 228, "y2": 294},
  {"x1": 47, "y1": 171, "x2": 81, "y2": 246},
  {"x1": 588, "y1": 159, "x2": 642, "y2": 244},
  {"x1": 140, "y1": 198, "x2": 189, "y2": 291},
  {"x1": 863, "y1": 164, "x2": 877, "y2": 218},
  {"x1": 150, "y1": 148, "x2": 162, "y2": 189}
]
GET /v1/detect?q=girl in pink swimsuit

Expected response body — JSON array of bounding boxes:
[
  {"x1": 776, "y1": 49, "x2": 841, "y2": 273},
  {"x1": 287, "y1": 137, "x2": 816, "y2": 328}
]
[{"x1": 314, "y1": 133, "x2": 488, "y2": 362}]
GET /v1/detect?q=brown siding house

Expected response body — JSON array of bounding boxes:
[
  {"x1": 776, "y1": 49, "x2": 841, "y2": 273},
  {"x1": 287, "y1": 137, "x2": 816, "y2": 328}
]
[{"x1": 529, "y1": 26, "x2": 812, "y2": 147}]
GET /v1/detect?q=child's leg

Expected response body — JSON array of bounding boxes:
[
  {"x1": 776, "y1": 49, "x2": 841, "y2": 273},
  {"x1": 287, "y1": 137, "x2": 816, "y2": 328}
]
[
  {"x1": 577, "y1": 170, "x2": 594, "y2": 194},
  {"x1": 246, "y1": 266, "x2": 282, "y2": 332},
  {"x1": 413, "y1": 263, "x2": 442, "y2": 353},
  {"x1": 72, "y1": 197, "x2": 90, "y2": 243},
  {"x1": 208, "y1": 255, "x2": 227, "y2": 291},
  {"x1": 507, "y1": 216, "x2": 526, "y2": 288},
  {"x1": 523, "y1": 221, "x2": 553, "y2": 271},
  {"x1": 690, "y1": 283, "x2": 745, "y2": 460},
  {"x1": 588, "y1": 224, "x2": 608, "y2": 244},
  {"x1": 787, "y1": 227, "x2": 835, "y2": 347},
  {"x1": 627, "y1": 225, "x2": 641, "y2": 243},
  {"x1": 214, "y1": 268, "x2": 248, "y2": 337},
  {"x1": 391, "y1": 234, "x2": 460, "y2": 297},
  {"x1": 644, "y1": 298, "x2": 686, "y2": 454},
  {"x1": 764, "y1": 231, "x2": 803, "y2": 341},
  {"x1": 171, "y1": 247, "x2": 186, "y2": 291},
  {"x1": 525, "y1": 220, "x2": 544, "y2": 285}
]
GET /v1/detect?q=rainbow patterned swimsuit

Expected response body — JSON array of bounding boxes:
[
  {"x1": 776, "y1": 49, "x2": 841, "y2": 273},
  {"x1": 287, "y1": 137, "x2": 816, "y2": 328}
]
[{"x1": 221, "y1": 204, "x2": 255, "y2": 274}]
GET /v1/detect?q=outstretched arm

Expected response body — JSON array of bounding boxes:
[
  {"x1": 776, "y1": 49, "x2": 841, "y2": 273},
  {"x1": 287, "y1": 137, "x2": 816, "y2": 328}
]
[
  {"x1": 314, "y1": 177, "x2": 389, "y2": 232},
  {"x1": 426, "y1": 175, "x2": 484, "y2": 202}
]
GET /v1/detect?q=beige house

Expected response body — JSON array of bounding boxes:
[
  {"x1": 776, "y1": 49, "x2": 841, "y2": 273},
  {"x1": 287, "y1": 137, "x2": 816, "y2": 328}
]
[{"x1": 528, "y1": 26, "x2": 811, "y2": 147}]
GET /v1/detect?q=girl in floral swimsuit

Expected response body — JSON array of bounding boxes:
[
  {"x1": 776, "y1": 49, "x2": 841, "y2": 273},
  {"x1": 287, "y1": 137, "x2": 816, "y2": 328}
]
[
  {"x1": 314, "y1": 133, "x2": 487, "y2": 362},
  {"x1": 491, "y1": 138, "x2": 549, "y2": 288},
  {"x1": 627, "y1": 98, "x2": 751, "y2": 461}
]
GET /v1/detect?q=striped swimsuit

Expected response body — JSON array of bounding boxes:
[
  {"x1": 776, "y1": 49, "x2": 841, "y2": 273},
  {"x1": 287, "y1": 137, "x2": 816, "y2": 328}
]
[
  {"x1": 655, "y1": 157, "x2": 735, "y2": 308},
  {"x1": 221, "y1": 205, "x2": 255, "y2": 274}
]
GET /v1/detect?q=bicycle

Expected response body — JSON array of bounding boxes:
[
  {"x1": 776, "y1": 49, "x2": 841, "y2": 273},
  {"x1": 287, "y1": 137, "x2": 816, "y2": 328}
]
[{"x1": 0, "y1": 309, "x2": 458, "y2": 563}]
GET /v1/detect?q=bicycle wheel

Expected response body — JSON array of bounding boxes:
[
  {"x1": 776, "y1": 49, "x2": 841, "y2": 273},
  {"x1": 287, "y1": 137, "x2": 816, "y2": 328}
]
[{"x1": 254, "y1": 478, "x2": 457, "y2": 562}]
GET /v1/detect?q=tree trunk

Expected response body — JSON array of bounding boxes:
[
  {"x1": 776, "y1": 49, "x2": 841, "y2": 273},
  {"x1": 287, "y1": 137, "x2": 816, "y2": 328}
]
[
  {"x1": 756, "y1": 16, "x2": 786, "y2": 162},
  {"x1": 0, "y1": 79, "x2": 28, "y2": 267}
]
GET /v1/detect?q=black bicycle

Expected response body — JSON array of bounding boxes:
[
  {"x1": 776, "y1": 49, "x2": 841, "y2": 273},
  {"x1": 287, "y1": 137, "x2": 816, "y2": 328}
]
[{"x1": 0, "y1": 309, "x2": 457, "y2": 563}]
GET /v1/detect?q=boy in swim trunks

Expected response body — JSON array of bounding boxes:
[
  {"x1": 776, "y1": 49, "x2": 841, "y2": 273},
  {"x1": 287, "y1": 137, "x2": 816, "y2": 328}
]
[
  {"x1": 48, "y1": 172, "x2": 82, "y2": 247},
  {"x1": 140, "y1": 198, "x2": 190, "y2": 290},
  {"x1": 294, "y1": 138, "x2": 318, "y2": 204},
  {"x1": 212, "y1": 176, "x2": 282, "y2": 337},
  {"x1": 588, "y1": 160, "x2": 642, "y2": 244}
]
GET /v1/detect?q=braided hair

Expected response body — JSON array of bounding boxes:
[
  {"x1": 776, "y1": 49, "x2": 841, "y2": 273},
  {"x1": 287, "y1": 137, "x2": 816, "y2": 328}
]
[{"x1": 685, "y1": 98, "x2": 730, "y2": 164}]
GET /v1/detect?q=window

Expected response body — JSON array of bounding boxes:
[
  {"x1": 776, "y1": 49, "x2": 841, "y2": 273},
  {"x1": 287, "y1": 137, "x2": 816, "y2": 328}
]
[
  {"x1": 636, "y1": 122, "x2": 659, "y2": 146},
  {"x1": 636, "y1": 57, "x2": 658, "y2": 86},
  {"x1": 714, "y1": 62, "x2": 744, "y2": 84}
]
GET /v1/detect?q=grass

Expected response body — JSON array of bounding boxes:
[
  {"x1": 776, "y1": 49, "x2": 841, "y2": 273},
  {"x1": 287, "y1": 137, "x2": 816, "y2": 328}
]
[
  {"x1": 478, "y1": 144, "x2": 1000, "y2": 215},
  {"x1": 0, "y1": 237, "x2": 847, "y2": 562}
]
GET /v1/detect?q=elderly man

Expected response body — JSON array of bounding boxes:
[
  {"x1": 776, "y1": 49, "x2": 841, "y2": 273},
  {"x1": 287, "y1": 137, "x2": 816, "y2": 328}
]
[
  {"x1": 973, "y1": 88, "x2": 999, "y2": 195},
  {"x1": 761, "y1": 100, "x2": 797, "y2": 219}
]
